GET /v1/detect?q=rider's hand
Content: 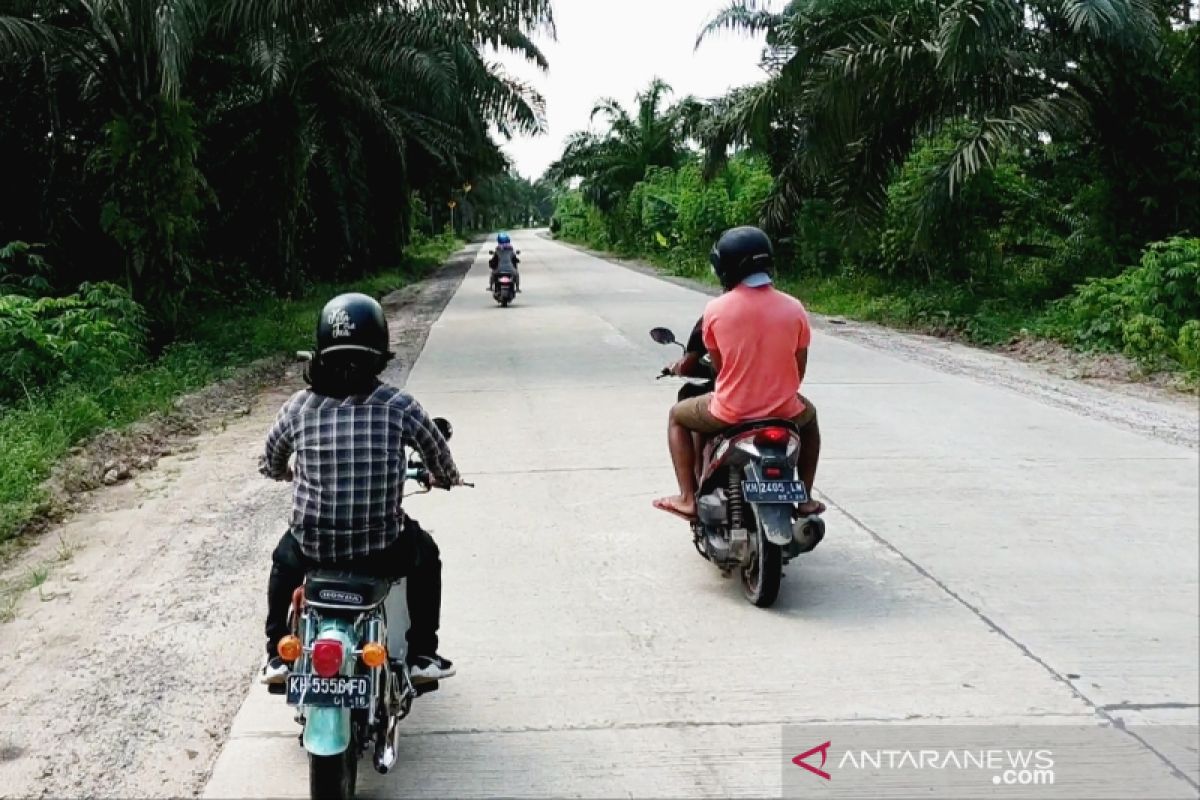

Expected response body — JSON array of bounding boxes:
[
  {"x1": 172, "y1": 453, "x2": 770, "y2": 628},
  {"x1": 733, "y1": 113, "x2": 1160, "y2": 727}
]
[
  {"x1": 283, "y1": 466, "x2": 295, "y2": 482},
  {"x1": 668, "y1": 357, "x2": 687, "y2": 376}
]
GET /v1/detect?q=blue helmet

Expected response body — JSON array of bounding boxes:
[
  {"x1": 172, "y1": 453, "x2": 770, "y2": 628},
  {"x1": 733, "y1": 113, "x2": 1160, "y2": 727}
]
[{"x1": 497, "y1": 232, "x2": 511, "y2": 245}]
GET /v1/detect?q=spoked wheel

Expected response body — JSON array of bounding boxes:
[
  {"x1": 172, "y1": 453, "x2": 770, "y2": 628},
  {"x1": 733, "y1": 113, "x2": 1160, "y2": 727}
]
[
  {"x1": 309, "y1": 742, "x2": 358, "y2": 800},
  {"x1": 741, "y1": 523, "x2": 782, "y2": 608}
]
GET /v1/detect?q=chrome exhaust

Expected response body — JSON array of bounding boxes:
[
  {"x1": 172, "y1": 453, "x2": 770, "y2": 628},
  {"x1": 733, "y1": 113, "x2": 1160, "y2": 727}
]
[{"x1": 373, "y1": 717, "x2": 403, "y2": 774}]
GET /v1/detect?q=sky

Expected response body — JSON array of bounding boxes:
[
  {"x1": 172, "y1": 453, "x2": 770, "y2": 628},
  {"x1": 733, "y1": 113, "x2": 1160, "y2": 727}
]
[{"x1": 496, "y1": 0, "x2": 771, "y2": 180}]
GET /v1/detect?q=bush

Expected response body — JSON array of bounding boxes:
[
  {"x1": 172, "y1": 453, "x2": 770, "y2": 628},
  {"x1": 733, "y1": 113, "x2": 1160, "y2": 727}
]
[
  {"x1": 0, "y1": 282, "x2": 147, "y2": 401},
  {"x1": 1060, "y1": 237, "x2": 1200, "y2": 369}
]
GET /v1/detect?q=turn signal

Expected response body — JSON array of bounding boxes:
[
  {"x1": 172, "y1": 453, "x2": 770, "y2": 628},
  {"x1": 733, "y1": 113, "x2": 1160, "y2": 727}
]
[
  {"x1": 277, "y1": 635, "x2": 302, "y2": 663},
  {"x1": 361, "y1": 642, "x2": 388, "y2": 669}
]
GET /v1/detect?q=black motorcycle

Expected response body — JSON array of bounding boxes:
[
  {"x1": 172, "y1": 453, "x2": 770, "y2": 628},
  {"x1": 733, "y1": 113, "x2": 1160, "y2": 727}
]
[
  {"x1": 651, "y1": 327, "x2": 825, "y2": 607},
  {"x1": 488, "y1": 248, "x2": 520, "y2": 307}
]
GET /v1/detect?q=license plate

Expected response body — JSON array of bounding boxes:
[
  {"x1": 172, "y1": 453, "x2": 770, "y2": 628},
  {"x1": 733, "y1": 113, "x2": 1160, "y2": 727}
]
[
  {"x1": 743, "y1": 480, "x2": 808, "y2": 504},
  {"x1": 286, "y1": 674, "x2": 371, "y2": 709}
]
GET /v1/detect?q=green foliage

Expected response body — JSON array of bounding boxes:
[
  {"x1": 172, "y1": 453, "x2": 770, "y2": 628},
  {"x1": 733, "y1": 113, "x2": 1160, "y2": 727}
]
[
  {"x1": 1060, "y1": 237, "x2": 1200, "y2": 370},
  {"x1": 0, "y1": 282, "x2": 146, "y2": 401},
  {"x1": 92, "y1": 102, "x2": 207, "y2": 327},
  {"x1": 0, "y1": 241, "x2": 52, "y2": 296}
]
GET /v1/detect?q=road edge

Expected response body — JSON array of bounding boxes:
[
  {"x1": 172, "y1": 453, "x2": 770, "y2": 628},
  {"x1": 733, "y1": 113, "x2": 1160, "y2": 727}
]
[{"x1": 546, "y1": 235, "x2": 1198, "y2": 450}]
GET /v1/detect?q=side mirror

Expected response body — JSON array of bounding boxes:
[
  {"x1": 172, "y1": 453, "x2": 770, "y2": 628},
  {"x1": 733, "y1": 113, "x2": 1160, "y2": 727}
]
[
  {"x1": 649, "y1": 327, "x2": 677, "y2": 346},
  {"x1": 488, "y1": 249, "x2": 495, "y2": 255},
  {"x1": 433, "y1": 417, "x2": 453, "y2": 441},
  {"x1": 516, "y1": 250, "x2": 522, "y2": 255}
]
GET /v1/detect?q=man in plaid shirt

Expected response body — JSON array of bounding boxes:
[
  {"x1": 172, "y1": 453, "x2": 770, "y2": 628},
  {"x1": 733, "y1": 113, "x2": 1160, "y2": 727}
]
[{"x1": 259, "y1": 292, "x2": 461, "y2": 685}]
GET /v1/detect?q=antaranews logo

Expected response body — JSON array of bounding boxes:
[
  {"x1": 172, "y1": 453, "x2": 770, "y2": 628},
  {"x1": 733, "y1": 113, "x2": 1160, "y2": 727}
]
[
  {"x1": 792, "y1": 740, "x2": 1056, "y2": 786},
  {"x1": 792, "y1": 741, "x2": 832, "y2": 780}
]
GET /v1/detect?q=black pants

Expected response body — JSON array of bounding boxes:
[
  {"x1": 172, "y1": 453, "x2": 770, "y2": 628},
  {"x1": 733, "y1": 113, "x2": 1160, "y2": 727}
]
[{"x1": 265, "y1": 519, "x2": 442, "y2": 659}]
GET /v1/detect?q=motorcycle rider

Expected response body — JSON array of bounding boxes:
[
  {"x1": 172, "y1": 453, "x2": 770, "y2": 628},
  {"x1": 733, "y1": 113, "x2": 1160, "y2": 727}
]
[
  {"x1": 654, "y1": 226, "x2": 824, "y2": 520},
  {"x1": 258, "y1": 292, "x2": 460, "y2": 686},
  {"x1": 488, "y1": 231, "x2": 521, "y2": 293}
]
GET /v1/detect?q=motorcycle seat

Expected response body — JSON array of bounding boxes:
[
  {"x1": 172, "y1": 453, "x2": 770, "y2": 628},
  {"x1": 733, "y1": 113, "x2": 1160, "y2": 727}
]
[{"x1": 304, "y1": 571, "x2": 392, "y2": 609}]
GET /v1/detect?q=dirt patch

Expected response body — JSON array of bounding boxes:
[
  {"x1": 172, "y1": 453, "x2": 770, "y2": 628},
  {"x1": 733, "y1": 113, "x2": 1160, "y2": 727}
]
[
  {"x1": 998, "y1": 335, "x2": 1193, "y2": 393},
  {"x1": 0, "y1": 247, "x2": 475, "y2": 799}
]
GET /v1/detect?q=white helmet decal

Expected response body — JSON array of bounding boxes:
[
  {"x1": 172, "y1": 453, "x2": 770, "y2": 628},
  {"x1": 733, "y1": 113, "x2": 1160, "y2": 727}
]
[{"x1": 327, "y1": 307, "x2": 356, "y2": 338}]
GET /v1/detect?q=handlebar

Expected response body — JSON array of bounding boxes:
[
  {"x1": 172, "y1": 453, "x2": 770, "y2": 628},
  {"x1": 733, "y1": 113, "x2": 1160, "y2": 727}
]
[{"x1": 404, "y1": 465, "x2": 474, "y2": 493}]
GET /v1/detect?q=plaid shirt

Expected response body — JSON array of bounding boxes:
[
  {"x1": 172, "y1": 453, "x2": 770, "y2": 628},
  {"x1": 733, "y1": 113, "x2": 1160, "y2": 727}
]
[{"x1": 259, "y1": 383, "x2": 460, "y2": 561}]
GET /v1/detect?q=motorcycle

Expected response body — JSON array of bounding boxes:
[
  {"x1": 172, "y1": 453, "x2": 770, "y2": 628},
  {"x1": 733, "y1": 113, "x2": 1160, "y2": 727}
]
[
  {"x1": 268, "y1": 399, "x2": 471, "y2": 799},
  {"x1": 488, "y1": 248, "x2": 520, "y2": 307},
  {"x1": 650, "y1": 326, "x2": 826, "y2": 608}
]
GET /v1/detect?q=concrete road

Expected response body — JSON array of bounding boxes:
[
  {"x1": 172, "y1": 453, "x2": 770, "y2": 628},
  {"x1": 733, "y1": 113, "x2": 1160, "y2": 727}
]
[{"x1": 204, "y1": 231, "x2": 1199, "y2": 798}]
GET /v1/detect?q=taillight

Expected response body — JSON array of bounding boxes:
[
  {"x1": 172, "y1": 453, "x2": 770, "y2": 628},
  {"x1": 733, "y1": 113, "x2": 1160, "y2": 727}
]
[
  {"x1": 755, "y1": 427, "x2": 791, "y2": 446},
  {"x1": 764, "y1": 466, "x2": 783, "y2": 479},
  {"x1": 311, "y1": 639, "x2": 344, "y2": 678}
]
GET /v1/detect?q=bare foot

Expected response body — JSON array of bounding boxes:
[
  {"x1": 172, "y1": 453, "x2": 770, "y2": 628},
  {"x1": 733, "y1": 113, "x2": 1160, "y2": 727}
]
[
  {"x1": 798, "y1": 500, "x2": 826, "y2": 516},
  {"x1": 653, "y1": 495, "x2": 696, "y2": 520}
]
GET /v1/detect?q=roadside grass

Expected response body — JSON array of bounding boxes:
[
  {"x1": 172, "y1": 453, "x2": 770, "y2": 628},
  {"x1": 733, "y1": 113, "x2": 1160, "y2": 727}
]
[{"x1": 0, "y1": 235, "x2": 462, "y2": 546}]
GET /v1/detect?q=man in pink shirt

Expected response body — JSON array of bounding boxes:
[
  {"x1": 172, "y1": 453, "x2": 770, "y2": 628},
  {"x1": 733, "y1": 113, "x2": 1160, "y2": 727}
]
[{"x1": 653, "y1": 227, "x2": 823, "y2": 520}]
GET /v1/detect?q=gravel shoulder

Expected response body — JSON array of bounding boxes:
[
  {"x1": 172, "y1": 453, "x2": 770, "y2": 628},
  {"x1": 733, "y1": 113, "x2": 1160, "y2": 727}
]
[
  {"x1": 550, "y1": 235, "x2": 1198, "y2": 451},
  {"x1": 0, "y1": 248, "x2": 475, "y2": 799}
]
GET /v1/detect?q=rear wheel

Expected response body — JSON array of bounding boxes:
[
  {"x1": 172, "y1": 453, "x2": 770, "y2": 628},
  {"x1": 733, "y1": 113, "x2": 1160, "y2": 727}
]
[
  {"x1": 309, "y1": 743, "x2": 357, "y2": 800},
  {"x1": 742, "y1": 523, "x2": 782, "y2": 607}
]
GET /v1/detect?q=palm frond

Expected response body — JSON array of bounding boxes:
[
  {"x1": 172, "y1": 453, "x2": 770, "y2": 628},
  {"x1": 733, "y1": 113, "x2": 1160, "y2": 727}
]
[{"x1": 697, "y1": 0, "x2": 781, "y2": 48}]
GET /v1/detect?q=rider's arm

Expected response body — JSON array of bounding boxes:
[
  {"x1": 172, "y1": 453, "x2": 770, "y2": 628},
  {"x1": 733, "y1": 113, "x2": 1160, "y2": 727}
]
[
  {"x1": 795, "y1": 308, "x2": 813, "y2": 385},
  {"x1": 259, "y1": 402, "x2": 295, "y2": 481},
  {"x1": 404, "y1": 399, "x2": 461, "y2": 487},
  {"x1": 672, "y1": 351, "x2": 702, "y2": 376}
]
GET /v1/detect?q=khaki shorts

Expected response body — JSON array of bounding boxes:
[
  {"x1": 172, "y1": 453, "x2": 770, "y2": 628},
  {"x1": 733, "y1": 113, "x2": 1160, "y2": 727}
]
[{"x1": 671, "y1": 393, "x2": 817, "y2": 435}]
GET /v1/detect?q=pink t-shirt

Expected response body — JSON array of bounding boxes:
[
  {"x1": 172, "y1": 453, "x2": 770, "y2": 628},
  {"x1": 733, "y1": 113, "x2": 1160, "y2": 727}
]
[{"x1": 702, "y1": 284, "x2": 811, "y2": 424}]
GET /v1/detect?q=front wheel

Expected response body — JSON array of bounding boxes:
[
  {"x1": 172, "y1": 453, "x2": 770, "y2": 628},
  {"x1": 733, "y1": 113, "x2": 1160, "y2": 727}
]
[
  {"x1": 309, "y1": 745, "x2": 357, "y2": 800},
  {"x1": 742, "y1": 524, "x2": 782, "y2": 607}
]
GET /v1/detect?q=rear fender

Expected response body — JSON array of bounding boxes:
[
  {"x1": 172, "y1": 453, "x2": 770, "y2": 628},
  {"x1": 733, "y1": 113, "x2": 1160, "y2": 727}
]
[
  {"x1": 302, "y1": 620, "x2": 359, "y2": 757},
  {"x1": 744, "y1": 460, "x2": 796, "y2": 547}
]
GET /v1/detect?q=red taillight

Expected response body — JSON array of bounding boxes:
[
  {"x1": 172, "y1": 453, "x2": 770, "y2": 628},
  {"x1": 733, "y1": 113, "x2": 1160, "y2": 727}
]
[
  {"x1": 311, "y1": 639, "x2": 344, "y2": 678},
  {"x1": 764, "y1": 466, "x2": 783, "y2": 479},
  {"x1": 756, "y1": 427, "x2": 790, "y2": 445}
]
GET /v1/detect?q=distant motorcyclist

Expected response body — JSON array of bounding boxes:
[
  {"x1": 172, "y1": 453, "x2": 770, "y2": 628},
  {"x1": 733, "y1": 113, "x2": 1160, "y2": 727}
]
[
  {"x1": 258, "y1": 292, "x2": 459, "y2": 686},
  {"x1": 655, "y1": 227, "x2": 824, "y2": 520},
  {"x1": 488, "y1": 232, "x2": 521, "y2": 293}
]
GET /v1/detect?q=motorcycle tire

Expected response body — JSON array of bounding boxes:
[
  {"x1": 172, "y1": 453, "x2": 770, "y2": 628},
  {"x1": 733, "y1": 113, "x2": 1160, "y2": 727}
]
[
  {"x1": 742, "y1": 524, "x2": 782, "y2": 608},
  {"x1": 309, "y1": 745, "x2": 357, "y2": 800}
]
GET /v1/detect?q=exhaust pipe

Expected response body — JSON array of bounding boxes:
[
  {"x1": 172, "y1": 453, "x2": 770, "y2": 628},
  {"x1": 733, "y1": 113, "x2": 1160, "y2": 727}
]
[{"x1": 373, "y1": 717, "x2": 403, "y2": 774}]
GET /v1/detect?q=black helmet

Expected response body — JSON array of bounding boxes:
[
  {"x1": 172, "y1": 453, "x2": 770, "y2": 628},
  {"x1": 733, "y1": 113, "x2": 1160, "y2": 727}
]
[
  {"x1": 316, "y1": 292, "x2": 391, "y2": 359},
  {"x1": 709, "y1": 226, "x2": 774, "y2": 290}
]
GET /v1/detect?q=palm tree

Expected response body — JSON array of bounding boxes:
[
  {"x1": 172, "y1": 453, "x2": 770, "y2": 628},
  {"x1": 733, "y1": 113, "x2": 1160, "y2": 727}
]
[
  {"x1": 200, "y1": 0, "x2": 550, "y2": 280},
  {"x1": 546, "y1": 77, "x2": 701, "y2": 211},
  {"x1": 0, "y1": 0, "x2": 555, "y2": 306},
  {"x1": 699, "y1": 0, "x2": 1170, "y2": 231},
  {"x1": 1, "y1": 0, "x2": 212, "y2": 315}
]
